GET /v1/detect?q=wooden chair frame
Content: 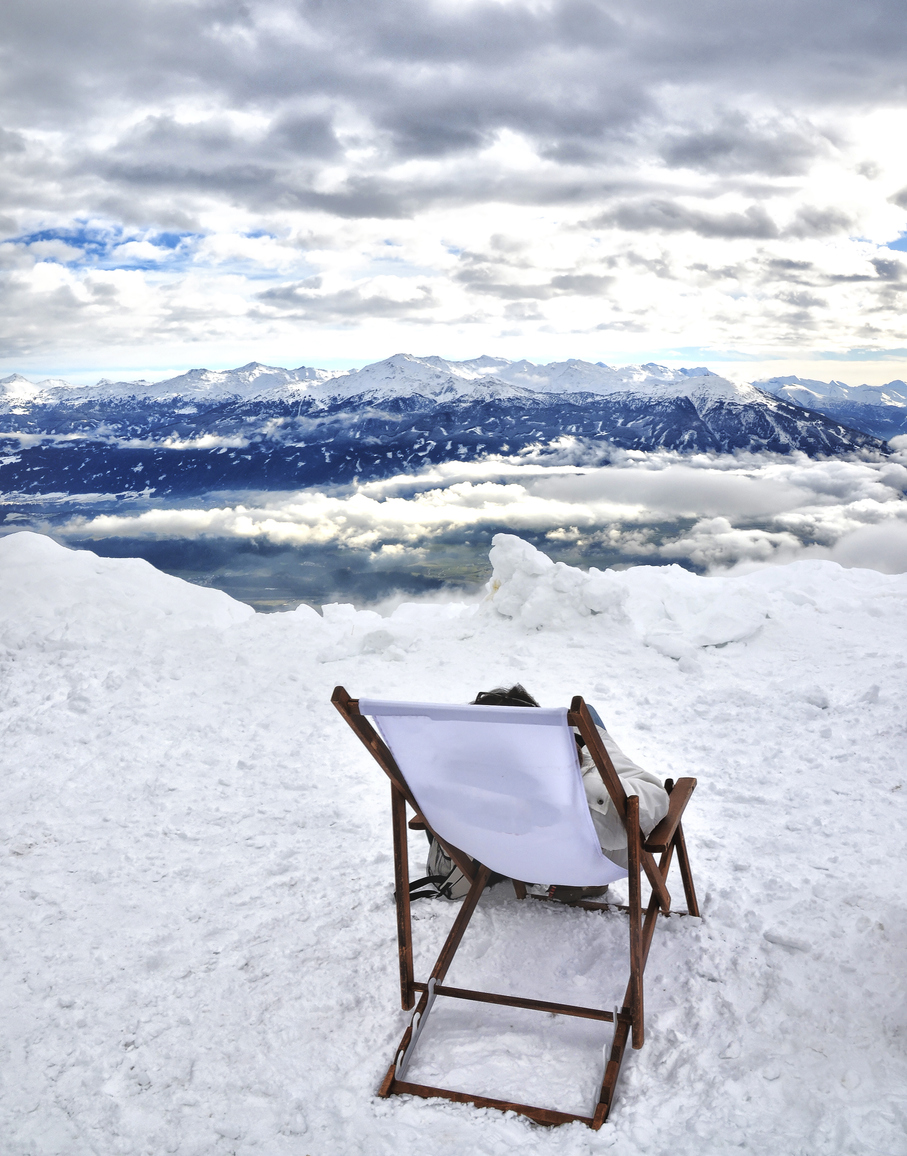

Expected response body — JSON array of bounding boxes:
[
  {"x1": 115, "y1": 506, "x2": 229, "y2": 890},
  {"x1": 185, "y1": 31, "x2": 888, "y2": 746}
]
[{"x1": 332, "y1": 686, "x2": 699, "y2": 1128}]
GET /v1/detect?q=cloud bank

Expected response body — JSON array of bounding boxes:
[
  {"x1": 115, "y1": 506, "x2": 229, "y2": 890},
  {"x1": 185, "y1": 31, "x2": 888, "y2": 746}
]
[
  {"x1": 3, "y1": 1, "x2": 907, "y2": 376},
  {"x1": 48, "y1": 450, "x2": 907, "y2": 576}
]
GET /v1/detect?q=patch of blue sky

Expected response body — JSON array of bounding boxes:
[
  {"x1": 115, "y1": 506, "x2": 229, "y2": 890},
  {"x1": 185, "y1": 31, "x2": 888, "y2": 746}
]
[
  {"x1": 629, "y1": 346, "x2": 764, "y2": 363},
  {"x1": 886, "y1": 233, "x2": 907, "y2": 252},
  {"x1": 6, "y1": 222, "x2": 202, "y2": 271},
  {"x1": 642, "y1": 344, "x2": 907, "y2": 365},
  {"x1": 817, "y1": 347, "x2": 907, "y2": 360},
  {"x1": 150, "y1": 233, "x2": 187, "y2": 250},
  {"x1": 11, "y1": 223, "x2": 111, "y2": 260}
]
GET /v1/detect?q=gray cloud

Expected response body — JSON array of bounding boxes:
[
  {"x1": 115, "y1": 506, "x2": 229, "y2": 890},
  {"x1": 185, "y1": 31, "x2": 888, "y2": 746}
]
[
  {"x1": 590, "y1": 201, "x2": 781, "y2": 239},
  {"x1": 870, "y1": 256, "x2": 906, "y2": 281},
  {"x1": 2, "y1": 0, "x2": 907, "y2": 363},
  {"x1": 785, "y1": 205, "x2": 853, "y2": 238},
  {"x1": 549, "y1": 274, "x2": 613, "y2": 293},
  {"x1": 255, "y1": 280, "x2": 438, "y2": 320},
  {"x1": 890, "y1": 187, "x2": 907, "y2": 210},
  {"x1": 589, "y1": 199, "x2": 854, "y2": 241},
  {"x1": 661, "y1": 113, "x2": 829, "y2": 177},
  {"x1": 2, "y1": 0, "x2": 907, "y2": 222},
  {"x1": 451, "y1": 257, "x2": 613, "y2": 300}
]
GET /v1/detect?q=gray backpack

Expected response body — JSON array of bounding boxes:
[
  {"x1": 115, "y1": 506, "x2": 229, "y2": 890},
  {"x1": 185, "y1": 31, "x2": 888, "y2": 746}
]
[{"x1": 406, "y1": 837, "x2": 504, "y2": 901}]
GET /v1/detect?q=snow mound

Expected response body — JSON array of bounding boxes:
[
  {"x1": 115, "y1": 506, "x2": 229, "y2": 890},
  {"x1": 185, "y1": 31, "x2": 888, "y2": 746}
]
[
  {"x1": 486, "y1": 532, "x2": 767, "y2": 652},
  {"x1": 617, "y1": 565, "x2": 771, "y2": 657},
  {"x1": 486, "y1": 533, "x2": 628, "y2": 628},
  {"x1": 484, "y1": 532, "x2": 907, "y2": 659},
  {"x1": 0, "y1": 532, "x2": 253, "y2": 642}
]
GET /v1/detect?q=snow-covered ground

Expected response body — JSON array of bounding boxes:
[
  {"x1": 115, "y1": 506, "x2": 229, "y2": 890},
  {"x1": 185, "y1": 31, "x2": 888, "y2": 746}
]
[{"x1": 2, "y1": 530, "x2": 906, "y2": 1156}]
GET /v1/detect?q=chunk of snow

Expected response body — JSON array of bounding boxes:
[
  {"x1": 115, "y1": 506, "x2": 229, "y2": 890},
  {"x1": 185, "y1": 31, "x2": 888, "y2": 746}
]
[{"x1": 0, "y1": 531, "x2": 253, "y2": 642}]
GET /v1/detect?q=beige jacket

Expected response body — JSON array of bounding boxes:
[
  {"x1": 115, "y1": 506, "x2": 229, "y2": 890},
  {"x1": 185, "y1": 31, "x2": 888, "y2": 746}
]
[{"x1": 577, "y1": 725, "x2": 669, "y2": 870}]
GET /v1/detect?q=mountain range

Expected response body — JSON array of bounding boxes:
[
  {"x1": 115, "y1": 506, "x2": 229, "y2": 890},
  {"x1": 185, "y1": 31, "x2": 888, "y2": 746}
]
[
  {"x1": 754, "y1": 375, "x2": 907, "y2": 442},
  {"x1": 0, "y1": 354, "x2": 895, "y2": 498}
]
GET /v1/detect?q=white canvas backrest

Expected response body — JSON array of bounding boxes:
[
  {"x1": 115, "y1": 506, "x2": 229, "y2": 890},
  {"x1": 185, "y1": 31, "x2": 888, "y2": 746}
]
[{"x1": 360, "y1": 698, "x2": 628, "y2": 888}]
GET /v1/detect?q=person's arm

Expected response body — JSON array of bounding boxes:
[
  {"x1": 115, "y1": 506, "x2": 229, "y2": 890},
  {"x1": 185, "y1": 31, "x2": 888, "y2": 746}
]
[{"x1": 580, "y1": 721, "x2": 669, "y2": 864}]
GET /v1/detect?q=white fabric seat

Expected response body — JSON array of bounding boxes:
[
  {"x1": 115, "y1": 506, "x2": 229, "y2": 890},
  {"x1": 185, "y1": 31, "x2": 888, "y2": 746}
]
[{"x1": 360, "y1": 697, "x2": 627, "y2": 888}]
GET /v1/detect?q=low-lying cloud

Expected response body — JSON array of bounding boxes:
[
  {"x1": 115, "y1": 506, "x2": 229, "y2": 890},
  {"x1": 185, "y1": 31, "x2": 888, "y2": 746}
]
[{"x1": 44, "y1": 449, "x2": 907, "y2": 576}]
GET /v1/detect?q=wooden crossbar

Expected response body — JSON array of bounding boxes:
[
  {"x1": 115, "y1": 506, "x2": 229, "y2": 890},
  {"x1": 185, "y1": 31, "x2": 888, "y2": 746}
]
[
  {"x1": 332, "y1": 687, "x2": 699, "y2": 1128},
  {"x1": 386, "y1": 1078, "x2": 602, "y2": 1128},
  {"x1": 411, "y1": 981, "x2": 617, "y2": 1022}
]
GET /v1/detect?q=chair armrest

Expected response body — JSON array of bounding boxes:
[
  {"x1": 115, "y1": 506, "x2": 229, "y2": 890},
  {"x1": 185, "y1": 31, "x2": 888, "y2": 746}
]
[
  {"x1": 642, "y1": 778, "x2": 696, "y2": 853},
  {"x1": 409, "y1": 814, "x2": 427, "y2": 831}
]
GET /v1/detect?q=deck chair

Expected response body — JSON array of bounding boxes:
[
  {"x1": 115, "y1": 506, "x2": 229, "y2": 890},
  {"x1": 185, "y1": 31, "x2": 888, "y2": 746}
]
[{"x1": 332, "y1": 686, "x2": 699, "y2": 1128}]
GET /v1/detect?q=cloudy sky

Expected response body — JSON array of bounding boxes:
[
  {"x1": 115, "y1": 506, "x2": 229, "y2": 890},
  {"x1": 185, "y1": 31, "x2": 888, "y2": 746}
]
[{"x1": 3, "y1": 0, "x2": 907, "y2": 384}]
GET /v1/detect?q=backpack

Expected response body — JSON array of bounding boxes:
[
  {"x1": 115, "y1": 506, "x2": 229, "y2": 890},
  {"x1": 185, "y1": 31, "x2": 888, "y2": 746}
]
[{"x1": 406, "y1": 836, "x2": 506, "y2": 901}]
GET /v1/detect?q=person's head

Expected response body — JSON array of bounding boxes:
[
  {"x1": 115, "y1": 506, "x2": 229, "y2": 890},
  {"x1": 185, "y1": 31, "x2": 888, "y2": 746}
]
[
  {"x1": 471, "y1": 684, "x2": 539, "y2": 708},
  {"x1": 472, "y1": 683, "x2": 586, "y2": 757}
]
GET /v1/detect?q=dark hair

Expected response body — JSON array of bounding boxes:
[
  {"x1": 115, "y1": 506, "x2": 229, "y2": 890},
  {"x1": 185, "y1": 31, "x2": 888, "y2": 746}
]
[
  {"x1": 471, "y1": 684, "x2": 540, "y2": 708},
  {"x1": 472, "y1": 683, "x2": 586, "y2": 755}
]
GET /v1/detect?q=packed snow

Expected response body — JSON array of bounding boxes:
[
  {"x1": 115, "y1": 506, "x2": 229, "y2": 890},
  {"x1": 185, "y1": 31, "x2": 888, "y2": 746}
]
[{"x1": 2, "y1": 530, "x2": 906, "y2": 1155}]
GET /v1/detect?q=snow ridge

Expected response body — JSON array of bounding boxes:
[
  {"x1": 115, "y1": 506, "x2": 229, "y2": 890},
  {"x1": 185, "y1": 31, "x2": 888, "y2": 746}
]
[
  {"x1": 1, "y1": 353, "x2": 752, "y2": 409},
  {"x1": 755, "y1": 375, "x2": 907, "y2": 441},
  {"x1": 0, "y1": 355, "x2": 891, "y2": 499}
]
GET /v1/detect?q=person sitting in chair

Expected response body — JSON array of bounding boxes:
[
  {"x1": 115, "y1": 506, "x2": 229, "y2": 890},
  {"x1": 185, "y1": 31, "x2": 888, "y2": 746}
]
[
  {"x1": 471, "y1": 684, "x2": 670, "y2": 897},
  {"x1": 418, "y1": 683, "x2": 671, "y2": 903}
]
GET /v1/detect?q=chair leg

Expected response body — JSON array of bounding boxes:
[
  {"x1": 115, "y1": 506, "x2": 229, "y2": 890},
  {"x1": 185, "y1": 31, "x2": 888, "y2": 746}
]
[
  {"x1": 625, "y1": 795, "x2": 644, "y2": 1050},
  {"x1": 381, "y1": 864, "x2": 493, "y2": 1093},
  {"x1": 512, "y1": 879, "x2": 528, "y2": 900},
  {"x1": 593, "y1": 1012, "x2": 631, "y2": 1127},
  {"x1": 391, "y1": 782, "x2": 414, "y2": 1010},
  {"x1": 429, "y1": 865, "x2": 492, "y2": 984},
  {"x1": 674, "y1": 822, "x2": 700, "y2": 917}
]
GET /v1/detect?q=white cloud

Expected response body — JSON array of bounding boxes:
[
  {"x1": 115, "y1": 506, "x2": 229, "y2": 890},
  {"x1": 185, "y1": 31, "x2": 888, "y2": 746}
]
[
  {"x1": 828, "y1": 521, "x2": 907, "y2": 573},
  {"x1": 109, "y1": 241, "x2": 170, "y2": 263},
  {"x1": 52, "y1": 451, "x2": 907, "y2": 574},
  {"x1": 26, "y1": 240, "x2": 83, "y2": 262}
]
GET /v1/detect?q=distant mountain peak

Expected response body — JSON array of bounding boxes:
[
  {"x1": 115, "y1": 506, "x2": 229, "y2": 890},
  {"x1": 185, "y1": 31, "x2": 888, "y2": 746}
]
[
  {"x1": 2, "y1": 354, "x2": 905, "y2": 447},
  {"x1": 1, "y1": 353, "x2": 891, "y2": 500}
]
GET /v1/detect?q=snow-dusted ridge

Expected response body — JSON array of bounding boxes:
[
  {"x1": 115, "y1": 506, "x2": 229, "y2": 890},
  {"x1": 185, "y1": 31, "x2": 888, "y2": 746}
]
[
  {"x1": 0, "y1": 361, "x2": 342, "y2": 408},
  {"x1": 756, "y1": 375, "x2": 907, "y2": 409},
  {"x1": 5, "y1": 355, "x2": 907, "y2": 417},
  {"x1": 0, "y1": 355, "x2": 892, "y2": 499},
  {"x1": 755, "y1": 374, "x2": 907, "y2": 441},
  {"x1": 1, "y1": 353, "x2": 752, "y2": 409}
]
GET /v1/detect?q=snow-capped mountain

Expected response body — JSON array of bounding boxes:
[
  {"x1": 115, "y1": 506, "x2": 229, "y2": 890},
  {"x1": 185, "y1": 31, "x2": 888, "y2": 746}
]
[
  {"x1": 0, "y1": 362, "x2": 340, "y2": 410},
  {"x1": 755, "y1": 375, "x2": 907, "y2": 442},
  {"x1": 0, "y1": 354, "x2": 823, "y2": 412},
  {"x1": 0, "y1": 354, "x2": 889, "y2": 498}
]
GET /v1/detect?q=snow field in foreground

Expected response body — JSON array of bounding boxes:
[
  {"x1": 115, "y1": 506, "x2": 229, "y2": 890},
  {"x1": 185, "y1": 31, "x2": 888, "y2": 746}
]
[{"x1": 1, "y1": 530, "x2": 906, "y2": 1156}]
